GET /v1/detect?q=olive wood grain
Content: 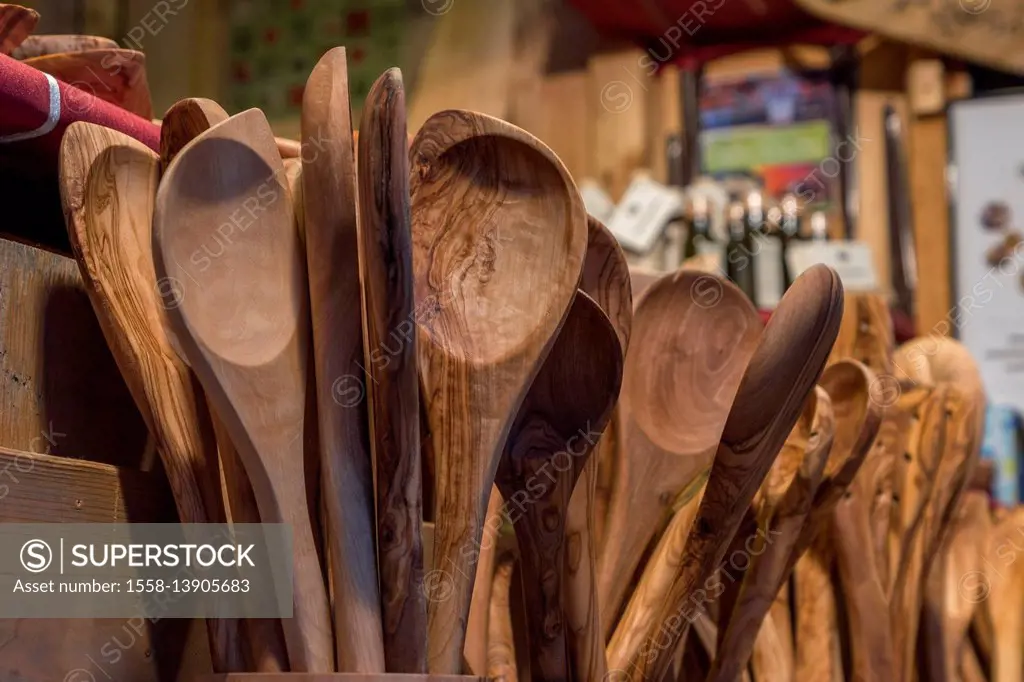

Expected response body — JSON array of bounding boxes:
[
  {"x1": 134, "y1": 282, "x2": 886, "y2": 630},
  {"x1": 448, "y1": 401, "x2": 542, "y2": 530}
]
[
  {"x1": 0, "y1": 3, "x2": 36, "y2": 54},
  {"x1": 411, "y1": 109, "x2": 587, "y2": 674},
  {"x1": 495, "y1": 292, "x2": 622, "y2": 682},
  {"x1": 985, "y1": 506, "x2": 1024, "y2": 682},
  {"x1": 562, "y1": 216, "x2": 631, "y2": 682},
  {"x1": 159, "y1": 96, "x2": 289, "y2": 674},
  {"x1": 357, "y1": 67, "x2": 426, "y2": 674},
  {"x1": 25, "y1": 49, "x2": 153, "y2": 118},
  {"x1": 464, "y1": 488, "x2": 504, "y2": 676},
  {"x1": 153, "y1": 108, "x2": 333, "y2": 672},
  {"x1": 58, "y1": 122, "x2": 245, "y2": 673},
  {"x1": 302, "y1": 47, "x2": 385, "y2": 673},
  {"x1": 627, "y1": 265, "x2": 844, "y2": 682},
  {"x1": 598, "y1": 270, "x2": 762, "y2": 635},
  {"x1": 922, "y1": 491, "x2": 990, "y2": 682},
  {"x1": 11, "y1": 33, "x2": 117, "y2": 58},
  {"x1": 709, "y1": 387, "x2": 834, "y2": 682},
  {"x1": 488, "y1": 556, "x2": 518, "y2": 682}
]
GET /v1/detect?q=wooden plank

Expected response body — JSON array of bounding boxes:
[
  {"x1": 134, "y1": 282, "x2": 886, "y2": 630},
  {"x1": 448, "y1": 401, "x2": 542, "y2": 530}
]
[
  {"x1": 907, "y1": 56, "x2": 951, "y2": 336},
  {"x1": 407, "y1": 0, "x2": 516, "y2": 132},
  {"x1": 513, "y1": 71, "x2": 592, "y2": 185},
  {"x1": 588, "y1": 49, "x2": 651, "y2": 201},
  {"x1": 0, "y1": 238, "x2": 149, "y2": 468},
  {"x1": 0, "y1": 447, "x2": 206, "y2": 682}
]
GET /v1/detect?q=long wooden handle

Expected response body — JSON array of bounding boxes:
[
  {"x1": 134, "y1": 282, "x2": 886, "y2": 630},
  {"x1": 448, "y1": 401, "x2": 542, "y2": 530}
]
[
  {"x1": 465, "y1": 488, "x2": 503, "y2": 675},
  {"x1": 487, "y1": 556, "x2": 518, "y2": 682},
  {"x1": 793, "y1": 536, "x2": 843, "y2": 682},
  {"x1": 358, "y1": 68, "x2": 426, "y2": 674},
  {"x1": 564, "y1": 456, "x2": 608, "y2": 682}
]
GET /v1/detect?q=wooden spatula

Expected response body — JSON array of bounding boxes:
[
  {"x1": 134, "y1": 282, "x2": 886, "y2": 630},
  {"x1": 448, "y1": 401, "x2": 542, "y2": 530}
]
[
  {"x1": 411, "y1": 110, "x2": 587, "y2": 674},
  {"x1": 357, "y1": 67, "x2": 426, "y2": 673},
  {"x1": 494, "y1": 291, "x2": 623, "y2": 682},
  {"x1": 598, "y1": 270, "x2": 762, "y2": 634},
  {"x1": 709, "y1": 387, "x2": 834, "y2": 682},
  {"x1": 24, "y1": 49, "x2": 153, "y2": 118},
  {"x1": 626, "y1": 264, "x2": 844, "y2": 682},
  {"x1": 58, "y1": 121, "x2": 245, "y2": 673},
  {"x1": 0, "y1": 3, "x2": 37, "y2": 54},
  {"x1": 159, "y1": 96, "x2": 289, "y2": 674},
  {"x1": 302, "y1": 47, "x2": 384, "y2": 673},
  {"x1": 11, "y1": 34, "x2": 116, "y2": 59},
  {"x1": 153, "y1": 108, "x2": 333, "y2": 672}
]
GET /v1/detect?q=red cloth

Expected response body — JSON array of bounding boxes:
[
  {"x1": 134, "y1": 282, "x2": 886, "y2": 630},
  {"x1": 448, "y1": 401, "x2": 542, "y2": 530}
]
[{"x1": 0, "y1": 53, "x2": 160, "y2": 172}]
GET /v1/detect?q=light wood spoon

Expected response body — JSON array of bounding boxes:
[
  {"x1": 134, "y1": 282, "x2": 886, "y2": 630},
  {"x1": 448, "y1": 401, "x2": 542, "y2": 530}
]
[
  {"x1": 302, "y1": 47, "x2": 385, "y2": 673},
  {"x1": 709, "y1": 387, "x2": 834, "y2": 682},
  {"x1": 494, "y1": 291, "x2": 623, "y2": 682},
  {"x1": 598, "y1": 270, "x2": 762, "y2": 634},
  {"x1": 0, "y1": 3, "x2": 37, "y2": 54},
  {"x1": 922, "y1": 490, "x2": 991, "y2": 682},
  {"x1": 627, "y1": 264, "x2": 844, "y2": 682},
  {"x1": 58, "y1": 122, "x2": 245, "y2": 673},
  {"x1": 411, "y1": 109, "x2": 587, "y2": 674},
  {"x1": 357, "y1": 68, "x2": 426, "y2": 673},
  {"x1": 159, "y1": 95, "x2": 289, "y2": 673},
  {"x1": 153, "y1": 108, "x2": 333, "y2": 672}
]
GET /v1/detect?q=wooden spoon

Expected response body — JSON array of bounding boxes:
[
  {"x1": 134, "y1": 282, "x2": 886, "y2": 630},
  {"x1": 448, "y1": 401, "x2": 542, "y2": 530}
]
[
  {"x1": 58, "y1": 122, "x2": 244, "y2": 673},
  {"x1": 159, "y1": 96, "x2": 290, "y2": 674},
  {"x1": 563, "y1": 216, "x2": 632, "y2": 682},
  {"x1": 24, "y1": 48, "x2": 153, "y2": 118},
  {"x1": 626, "y1": 264, "x2": 844, "y2": 682},
  {"x1": 488, "y1": 553, "x2": 519, "y2": 682},
  {"x1": 411, "y1": 109, "x2": 587, "y2": 674},
  {"x1": 598, "y1": 270, "x2": 762, "y2": 634},
  {"x1": 0, "y1": 3, "x2": 37, "y2": 54},
  {"x1": 987, "y1": 506, "x2": 1024, "y2": 682},
  {"x1": 465, "y1": 489, "x2": 505, "y2": 675},
  {"x1": 494, "y1": 292, "x2": 623, "y2": 682},
  {"x1": 357, "y1": 67, "x2": 426, "y2": 673},
  {"x1": 12, "y1": 34, "x2": 118, "y2": 59},
  {"x1": 922, "y1": 490, "x2": 991, "y2": 682},
  {"x1": 708, "y1": 386, "x2": 834, "y2": 682},
  {"x1": 153, "y1": 108, "x2": 333, "y2": 672},
  {"x1": 302, "y1": 47, "x2": 384, "y2": 673}
]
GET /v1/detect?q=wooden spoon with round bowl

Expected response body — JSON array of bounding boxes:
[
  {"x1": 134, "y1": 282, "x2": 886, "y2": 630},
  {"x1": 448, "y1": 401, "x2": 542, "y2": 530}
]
[
  {"x1": 158, "y1": 96, "x2": 290, "y2": 673},
  {"x1": 597, "y1": 270, "x2": 763, "y2": 636},
  {"x1": 625, "y1": 264, "x2": 844, "y2": 682},
  {"x1": 410, "y1": 109, "x2": 588, "y2": 674},
  {"x1": 562, "y1": 215, "x2": 632, "y2": 682},
  {"x1": 59, "y1": 121, "x2": 245, "y2": 673},
  {"x1": 153, "y1": 109, "x2": 333, "y2": 672},
  {"x1": 494, "y1": 291, "x2": 623, "y2": 682}
]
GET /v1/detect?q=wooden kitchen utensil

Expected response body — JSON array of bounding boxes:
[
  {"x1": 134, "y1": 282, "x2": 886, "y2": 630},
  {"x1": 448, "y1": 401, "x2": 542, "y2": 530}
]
[
  {"x1": 488, "y1": 554, "x2": 519, "y2": 682},
  {"x1": 562, "y1": 216, "x2": 632, "y2": 682},
  {"x1": 709, "y1": 387, "x2": 834, "y2": 682},
  {"x1": 12, "y1": 34, "x2": 118, "y2": 59},
  {"x1": 58, "y1": 122, "x2": 244, "y2": 673},
  {"x1": 159, "y1": 96, "x2": 290, "y2": 674},
  {"x1": 357, "y1": 68, "x2": 426, "y2": 674},
  {"x1": 627, "y1": 264, "x2": 844, "y2": 682},
  {"x1": 25, "y1": 48, "x2": 153, "y2": 118},
  {"x1": 986, "y1": 506, "x2": 1024, "y2": 682},
  {"x1": 465, "y1": 490, "x2": 505, "y2": 676},
  {"x1": 598, "y1": 270, "x2": 762, "y2": 634},
  {"x1": 0, "y1": 3, "x2": 37, "y2": 54},
  {"x1": 302, "y1": 48, "x2": 385, "y2": 673},
  {"x1": 153, "y1": 108, "x2": 333, "y2": 672},
  {"x1": 921, "y1": 490, "x2": 990, "y2": 682},
  {"x1": 494, "y1": 291, "x2": 622, "y2": 682},
  {"x1": 411, "y1": 109, "x2": 587, "y2": 674}
]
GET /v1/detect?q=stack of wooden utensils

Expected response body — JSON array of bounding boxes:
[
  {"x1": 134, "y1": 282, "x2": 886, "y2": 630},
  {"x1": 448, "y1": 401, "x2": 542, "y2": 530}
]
[{"x1": 50, "y1": 39, "x2": 1020, "y2": 681}]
